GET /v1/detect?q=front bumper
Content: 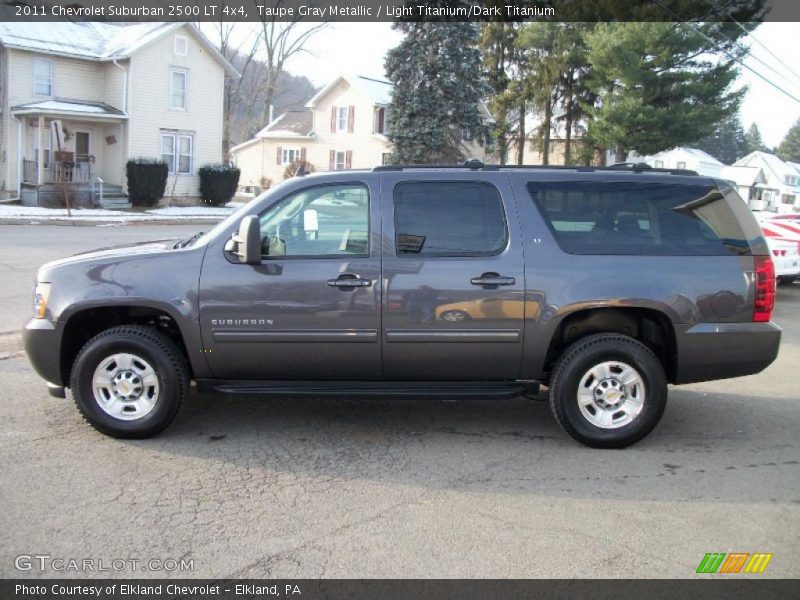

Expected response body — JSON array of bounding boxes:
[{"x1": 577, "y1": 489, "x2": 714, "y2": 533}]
[
  {"x1": 24, "y1": 318, "x2": 65, "y2": 387},
  {"x1": 674, "y1": 321, "x2": 782, "y2": 384}
]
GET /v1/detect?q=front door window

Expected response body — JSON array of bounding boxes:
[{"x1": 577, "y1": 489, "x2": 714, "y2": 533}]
[{"x1": 259, "y1": 184, "x2": 369, "y2": 258}]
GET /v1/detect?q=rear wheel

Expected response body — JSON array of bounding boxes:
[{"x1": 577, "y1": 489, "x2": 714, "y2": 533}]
[
  {"x1": 69, "y1": 325, "x2": 189, "y2": 439},
  {"x1": 549, "y1": 334, "x2": 667, "y2": 448}
]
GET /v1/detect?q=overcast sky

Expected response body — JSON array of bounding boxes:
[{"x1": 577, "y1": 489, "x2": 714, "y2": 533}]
[{"x1": 215, "y1": 21, "x2": 800, "y2": 150}]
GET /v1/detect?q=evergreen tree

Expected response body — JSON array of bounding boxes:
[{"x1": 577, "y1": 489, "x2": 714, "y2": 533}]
[
  {"x1": 777, "y1": 118, "x2": 800, "y2": 162},
  {"x1": 744, "y1": 123, "x2": 768, "y2": 154},
  {"x1": 385, "y1": 21, "x2": 488, "y2": 164},
  {"x1": 585, "y1": 22, "x2": 748, "y2": 157},
  {"x1": 516, "y1": 23, "x2": 594, "y2": 165},
  {"x1": 695, "y1": 115, "x2": 748, "y2": 164},
  {"x1": 479, "y1": 22, "x2": 520, "y2": 164}
]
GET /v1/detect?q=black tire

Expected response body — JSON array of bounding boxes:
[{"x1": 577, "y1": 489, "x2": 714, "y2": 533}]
[
  {"x1": 549, "y1": 334, "x2": 667, "y2": 449},
  {"x1": 69, "y1": 325, "x2": 189, "y2": 439}
]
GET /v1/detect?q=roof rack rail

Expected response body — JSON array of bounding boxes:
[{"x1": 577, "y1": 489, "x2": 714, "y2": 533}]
[
  {"x1": 374, "y1": 159, "x2": 494, "y2": 172},
  {"x1": 372, "y1": 162, "x2": 699, "y2": 176}
]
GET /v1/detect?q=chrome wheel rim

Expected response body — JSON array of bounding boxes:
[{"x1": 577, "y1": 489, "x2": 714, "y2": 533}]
[
  {"x1": 577, "y1": 360, "x2": 645, "y2": 429},
  {"x1": 441, "y1": 311, "x2": 468, "y2": 322},
  {"x1": 92, "y1": 353, "x2": 159, "y2": 421}
]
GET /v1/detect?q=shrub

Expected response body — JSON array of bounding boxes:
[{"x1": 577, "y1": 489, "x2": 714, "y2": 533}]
[
  {"x1": 126, "y1": 158, "x2": 168, "y2": 207},
  {"x1": 199, "y1": 164, "x2": 240, "y2": 206}
]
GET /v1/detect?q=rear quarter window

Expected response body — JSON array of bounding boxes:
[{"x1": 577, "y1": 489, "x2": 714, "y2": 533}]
[{"x1": 527, "y1": 181, "x2": 754, "y2": 256}]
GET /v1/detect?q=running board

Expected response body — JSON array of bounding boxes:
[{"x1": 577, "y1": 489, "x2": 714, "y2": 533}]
[{"x1": 197, "y1": 380, "x2": 535, "y2": 399}]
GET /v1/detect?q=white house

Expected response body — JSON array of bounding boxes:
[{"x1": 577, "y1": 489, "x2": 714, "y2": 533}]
[
  {"x1": 636, "y1": 147, "x2": 725, "y2": 177},
  {"x1": 720, "y1": 165, "x2": 771, "y2": 210},
  {"x1": 231, "y1": 74, "x2": 493, "y2": 192},
  {"x1": 0, "y1": 22, "x2": 237, "y2": 206},
  {"x1": 732, "y1": 151, "x2": 800, "y2": 214}
]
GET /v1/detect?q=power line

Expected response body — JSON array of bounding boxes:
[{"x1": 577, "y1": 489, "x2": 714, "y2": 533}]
[
  {"x1": 731, "y1": 19, "x2": 800, "y2": 87},
  {"x1": 651, "y1": 0, "x2": 800, "y2": 106},
  {"x1": 682, "y1": 20, "x2": 800, "y2": 106}
]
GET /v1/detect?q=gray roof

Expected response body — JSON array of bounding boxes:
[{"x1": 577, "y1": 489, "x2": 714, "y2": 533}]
[
  {"x1": 306, "y1": 75, "x2": 393, "y2": 108},
  {"x1": 11, "y1": 98, "x2": 127, "y2": 118},
  {"x1": 257, "y1": 110, "x2": 314, "y2": 138},
  {"x1": 0, "y1": 22, "x2": 238, "y2": 75}
]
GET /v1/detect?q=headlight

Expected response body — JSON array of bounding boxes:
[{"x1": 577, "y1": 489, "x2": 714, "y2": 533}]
[{"x1": 34, "y1": 283, "x2": 51, "y2": 319}]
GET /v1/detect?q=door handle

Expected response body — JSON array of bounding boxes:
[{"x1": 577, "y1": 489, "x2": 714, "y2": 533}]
[
  {"x1": 327, "y1": 275, "x2": 372, "y2": 289},
  {"x1": 470, "y1": 272, "x2": 516, "y2": 287}
]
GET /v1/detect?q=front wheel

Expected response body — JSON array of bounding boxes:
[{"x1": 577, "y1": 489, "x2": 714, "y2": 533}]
[
  {"x1": 70, "y1": 325, "x2": 189, "y2": 439},
  {"x1": 549, "y1": 334, "x2": 667, "y2": 448}
]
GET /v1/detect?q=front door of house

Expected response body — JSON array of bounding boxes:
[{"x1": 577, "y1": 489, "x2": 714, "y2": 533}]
[{"x1": 74, "y1": 131, "x2": 90, "y2": 163}]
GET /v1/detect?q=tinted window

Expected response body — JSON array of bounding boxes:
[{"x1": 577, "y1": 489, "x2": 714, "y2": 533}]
[
  {"x1": 259, "y1": 184, "x2": 369, "y2": 257},
  {"x1": 394, "y1": 181, "x2": 507, "y2": 256},
  {"x1": 528, "y1": 181, "x2": 753, "y2": 256}
]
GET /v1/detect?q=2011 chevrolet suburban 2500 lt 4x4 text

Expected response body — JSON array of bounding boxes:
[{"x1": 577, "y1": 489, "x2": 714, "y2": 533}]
[{"x1": 24, "y1": 164, "x2": 781, "y2": 448}]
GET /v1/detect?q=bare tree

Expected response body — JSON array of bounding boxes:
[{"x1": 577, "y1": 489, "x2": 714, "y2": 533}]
[
  {"x1": 256, "y1": 16, "x2": 327, "y2": 127},
  {"x1": 213, "y1": 21, "x2": 263, "y2": 159},
  {"x1": 211, "y1": 6, "x2": 327, "y2": 159}
]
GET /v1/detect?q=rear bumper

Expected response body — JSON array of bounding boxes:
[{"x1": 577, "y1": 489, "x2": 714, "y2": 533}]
[
  {"x1": 674, "y1": 321, "x2": 781, "y2": 384},
  {"x1": 23, "y1": 318, "x2": 64, "y2": 387}
]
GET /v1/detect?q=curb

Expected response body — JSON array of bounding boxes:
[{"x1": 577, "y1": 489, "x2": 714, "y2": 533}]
[{"x1": 0, "y1": 218, "x2": 224, "y2": 227}]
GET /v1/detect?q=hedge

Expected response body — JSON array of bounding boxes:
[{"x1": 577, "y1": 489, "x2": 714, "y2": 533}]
[
  {"x1": 199, "y1": 164, "x2": 240, "y2": 206},
  {"x1": 126, "y1": 158, "x2": 168, "y2": 207}
]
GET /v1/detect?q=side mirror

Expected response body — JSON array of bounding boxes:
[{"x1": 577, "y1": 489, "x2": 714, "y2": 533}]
[{"x1": 231, "y1": 215, "x2": 261, "y2": 265}]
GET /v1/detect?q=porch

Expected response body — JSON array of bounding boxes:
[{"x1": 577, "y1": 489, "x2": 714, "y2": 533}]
[
  {"x1": 22, "y1": 159, "x2": 93, "y2": 184},
  {"x1": 11, "y1": 99, "x2": 128, "y2": 207}
]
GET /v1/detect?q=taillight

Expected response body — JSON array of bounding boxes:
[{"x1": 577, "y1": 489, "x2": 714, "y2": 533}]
[{"x1": 753, "y1": 256, "x2": 776, "y2": 323}]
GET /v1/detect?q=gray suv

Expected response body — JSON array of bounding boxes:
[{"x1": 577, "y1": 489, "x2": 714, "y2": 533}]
[{"x1": 24, "y1": 164, "x2": 781, "y2": 448}]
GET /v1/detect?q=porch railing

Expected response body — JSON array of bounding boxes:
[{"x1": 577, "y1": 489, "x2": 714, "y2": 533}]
[{"x1": 22, "y1": 159, "x2": 92, "y2": 184}]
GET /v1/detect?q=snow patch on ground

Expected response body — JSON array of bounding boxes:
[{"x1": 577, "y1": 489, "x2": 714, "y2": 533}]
[{"x1": 0, "y1": 204, "x2": 238, "y2": 222}]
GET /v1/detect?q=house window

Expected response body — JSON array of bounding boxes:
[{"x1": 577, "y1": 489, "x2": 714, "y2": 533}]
[
  {"x1": 33, "y1": 58, "x2": 53, "y2": 96},
  {"x1": 375, "y1": 107, "x2": 389, "y2": 134},
  {"x1": 334, "y1": 150, "x2": 347, "y2": 170},
  {"x1": 170, "y1": 70, "x2": 187, "y2": 110},
  {"x1": 161, "y1": 132, "x2": 193, "y2": 174},
  {"x1": 786, "y1": 175, "x2": 797, "y2": 186},
  {"x1": 282, "y1": 148, "x2": 300, "y2": 164},
  {"x1": 336, "y1": 107, "x2": 348, "y2": 131},
  {"x1": 783, "y1": 194, "x2": 796, "y2": 205},
  {"x1": 676, "y1": 161, "x2": 687, "y2": 169},
  {"x1": 174, "y1": 35, "x2": 188, "y2": 56},
  {"x1": 382, "y1": 153, "x2": 392, "y2": 166},
  {"x1": 654, "y1": 160, "x2": 664, "y2": 168}
]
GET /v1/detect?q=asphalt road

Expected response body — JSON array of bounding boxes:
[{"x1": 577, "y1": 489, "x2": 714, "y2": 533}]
[
  {"x1": 0, "y1": 224, "x2": 201, "y2": 335},
  {"x1": 0, "y1": 224, "x2": 798, "y2": 578}
]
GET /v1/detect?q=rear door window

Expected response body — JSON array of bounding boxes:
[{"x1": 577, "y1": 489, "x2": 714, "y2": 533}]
[
  {"x1": 527, "y1": 181, "x2": 754, "y2": 256},
  {"x1": 394, "y1": 181, "x2": 507, "y2": 256}
]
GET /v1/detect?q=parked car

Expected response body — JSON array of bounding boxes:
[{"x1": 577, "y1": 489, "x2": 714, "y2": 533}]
[
  {"x1": 760, "y1": 220, "x2": 800, "y2": 284},
  {"x1": 24, "y1": 164, "x2": 781, "y2": 448},
  {"x1": 435, "y1": 291, "x2": 540, "y2": 322}
]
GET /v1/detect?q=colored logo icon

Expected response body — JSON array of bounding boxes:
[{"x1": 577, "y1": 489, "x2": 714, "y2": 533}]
[{"x1": 696, "y1": 553, "x2": 773, "y2": 574}]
